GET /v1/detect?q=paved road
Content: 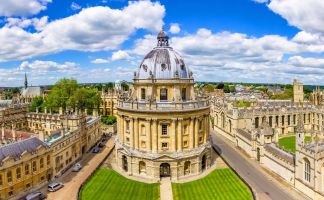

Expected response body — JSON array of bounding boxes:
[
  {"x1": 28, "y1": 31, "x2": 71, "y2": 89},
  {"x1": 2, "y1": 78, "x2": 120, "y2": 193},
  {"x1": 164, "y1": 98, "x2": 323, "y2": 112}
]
[
  {"x1": 45, "y1": 137, "x2": 115, "y2": 200},
  {"x1": 211, "y1": 131, "x2": 308, "y2": 200}
]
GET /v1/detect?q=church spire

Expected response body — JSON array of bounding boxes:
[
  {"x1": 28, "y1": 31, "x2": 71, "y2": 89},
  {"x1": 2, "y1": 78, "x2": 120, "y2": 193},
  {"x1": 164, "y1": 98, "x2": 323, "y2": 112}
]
[{"x1": 24, "y1": 72, "x2": 28, "y2": 89}]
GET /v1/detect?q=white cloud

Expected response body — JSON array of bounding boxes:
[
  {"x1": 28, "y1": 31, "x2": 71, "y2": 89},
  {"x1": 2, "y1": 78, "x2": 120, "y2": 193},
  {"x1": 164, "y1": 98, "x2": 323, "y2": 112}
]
[
  {"x1": 0, "y1": 1, "x2": 165, "y2": 62},
  {"x1": 71, "y1": 2, "x2": 81, "y2": 10},
  {"x1": 18, "y1": 60, "x2": 78, "y2": 72},
  {"x1": 91, "y1": 58, "x2": 110, "y2": 64},
  {"x1": 288, "y1": 56, "x2": 324, "y2": 68},
  {"x1": 111, "y1": 50, "x2": 131, "y2": 61},
  {"x1": 268, "y1": 0, "x2": 324, "y2": 34},
  {"x1": 0, "y1": 0, "x2": 52, "y2": 17},
  {"x1": 169, "y1": 23, "x2": 180, "y2": 34},
  {"x1": 5, "y1": 16, "x2": 48, "y2": 31},
  {"x1": 252, "y1": 0, "x2": 268, "y2": 3}
]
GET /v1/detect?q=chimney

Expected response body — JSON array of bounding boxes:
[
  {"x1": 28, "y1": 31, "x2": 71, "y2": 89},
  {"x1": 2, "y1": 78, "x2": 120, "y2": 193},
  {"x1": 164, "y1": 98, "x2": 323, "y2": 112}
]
[
  {"x1": 61, "y1": 129, "x2": 64, "y2": 137},
  {"x1": 39, "y1": 131, "x2": 45, "y2": 141},
  {"x1": 92, "y1": 109, "x2": 98, "y2": 117},
  {"x1": 59, "y1": 107, "x2": 63, "y2": 115},
  {"x1": 84, "y1": 108, "x2": 88, "y2": 115},
  {"x1": 36, "y1": 107, "x2": 39, "y2": 113},
  {"x1": 44, "y1": 107, "x2": 47, "y2": 114}
]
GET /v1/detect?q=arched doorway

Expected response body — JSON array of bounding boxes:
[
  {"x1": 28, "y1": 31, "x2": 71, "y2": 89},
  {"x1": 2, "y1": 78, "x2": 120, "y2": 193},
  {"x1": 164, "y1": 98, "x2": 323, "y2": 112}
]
[
  {"x1": 122, "y1": 155, "x2": 128, "y2": 172},
  {"x1": 256, "y1": 148, "x2": 260, "y2": 161},
  {"x1": 139, "y1": 161, "x2": 146, "y2": 174},
  {"x1": 160, "y1": 163, "x2": 171, "y2": 177},
  {"x1": 201, "y1": 155, "x2": 206, "y2": 171},
  {"x1": 184, "y1": 161, "x2": 191, "y2": 175}
]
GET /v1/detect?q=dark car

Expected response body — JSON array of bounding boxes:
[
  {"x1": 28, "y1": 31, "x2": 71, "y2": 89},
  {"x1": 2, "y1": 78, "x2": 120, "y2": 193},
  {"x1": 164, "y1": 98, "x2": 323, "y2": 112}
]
[
  {"x1": 98, "y1": 142, "x2": 105, "y2": 148},
  {"x1": 92, "y1": 146, "x2": 100, "y2": 153},
  {"x1": 25, "y1": 191, "x2": 47, "y2": 200}
]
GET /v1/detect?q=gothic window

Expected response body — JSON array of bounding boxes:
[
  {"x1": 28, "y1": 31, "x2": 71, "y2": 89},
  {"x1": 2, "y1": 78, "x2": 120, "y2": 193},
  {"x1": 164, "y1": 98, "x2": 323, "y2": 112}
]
[
  {"x1": 276, "y1": 116, "x2": 279, "y2": 126},
  {"x1": 126, "y1": 120, "x2": 130, "y2": 131},
  {"x1": 161, "y1": 124, "x2": 168, "y2": 136},
  {"x1": 255, "y1": 117, "x2": 259, "y2": 128},
  {"x1": 160, "y1": 88, "x2": 168, "y2": 101},
  {"x1": 40, "y1": 158, "x2": 44, "y2": 169},
  {"x1": 269, "y1": 116, "x2": 273, "y2": 127},
  {"x1": 281, "y1": 116, "x2": 285, "y2": 126},
  {"x1": 293, "y1": 115, "x2": 296, "y2": 125},
  {"x1": 304, "y1": 158, "x2": 311, "y2": 182},
  {"x1": 141, "y1": 88, "x2": 146, "y2": 100},
  {"x1": 288, "y1": 115, "x2": 291, "y2": 126}
]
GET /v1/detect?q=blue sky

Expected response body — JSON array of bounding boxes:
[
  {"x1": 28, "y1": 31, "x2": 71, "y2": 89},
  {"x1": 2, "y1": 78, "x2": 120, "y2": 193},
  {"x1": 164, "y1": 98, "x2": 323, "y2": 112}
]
[{"x1": 0, "y1": 0, "x2": 324, "y2": 86}]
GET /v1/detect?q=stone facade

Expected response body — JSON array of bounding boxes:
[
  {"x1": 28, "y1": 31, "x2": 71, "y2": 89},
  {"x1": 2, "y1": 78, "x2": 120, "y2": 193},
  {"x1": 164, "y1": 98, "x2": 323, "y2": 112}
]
[
  {"x1": 115, "y1": 30, "x2": 212, "y2": 181},
  {"x1": 211, "y1": 80, "x2": 324, "y2": 200}
]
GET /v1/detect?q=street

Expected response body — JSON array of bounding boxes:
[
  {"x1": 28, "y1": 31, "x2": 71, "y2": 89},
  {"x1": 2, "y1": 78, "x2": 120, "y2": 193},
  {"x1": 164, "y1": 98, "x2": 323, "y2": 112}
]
[{"x1": 211, "y1": 131, "x2": 309, "y2": 200}]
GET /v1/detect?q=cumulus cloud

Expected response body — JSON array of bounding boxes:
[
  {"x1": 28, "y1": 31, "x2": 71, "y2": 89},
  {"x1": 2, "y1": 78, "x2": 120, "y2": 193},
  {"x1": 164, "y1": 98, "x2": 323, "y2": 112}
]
[
  {"x1": 91, "y1": 58, "x2": 110, "y2": 64},
  {"x1": 111, "y1": 50, "x2": 131, "y2": 61},
  {"x1": 5, "y1": 16, "x2": 48, "y2": 31},
  {"x1": 0, "y1": 1, "x2": 165, "y2": 62},
  {"x1": 18, "y1": 60, "x2": 79, "y2": 72},
  {"x1": 267, "y1": 0, "x2": 324, "y2": 34},
  {"x1": 169, "y1": 23, "x2": 180, "y2": 34},
  {"x1": 0, "y1": 0, "x2": 52, "y2": 17},
  {"x1": 288, "y1": 56, "x2": 324, "y2": 68}
]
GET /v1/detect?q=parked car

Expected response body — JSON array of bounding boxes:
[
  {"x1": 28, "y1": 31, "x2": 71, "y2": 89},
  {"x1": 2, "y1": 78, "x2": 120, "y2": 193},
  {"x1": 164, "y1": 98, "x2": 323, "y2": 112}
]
[
  {"x1": 92, "y1": 146, "x2": 100, "y2": 153},
  {"x1": 72, "y1": 163, "x2": 82, "y2": 172},
  {"x1": 25, "y1": 191, "x2": 47, "y2": 200},
  {"x1": 98, "y1": 142, "x2": 105, "y2": 148},
  {"x1": 48, "y1": 182, "x2": 64, "y2": 192}
]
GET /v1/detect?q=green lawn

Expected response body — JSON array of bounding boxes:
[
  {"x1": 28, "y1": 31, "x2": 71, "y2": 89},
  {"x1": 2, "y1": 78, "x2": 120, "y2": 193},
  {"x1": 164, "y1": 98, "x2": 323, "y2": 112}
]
[
  {"x1": 172, "y1": 168, "x2": 253, "y2": 200},
  {"x1": 278, "y1": 135, "x2": 311, "y2": 153},
  {"x1": 80, "y1": 168, "x2": 160, "y2": 200}
]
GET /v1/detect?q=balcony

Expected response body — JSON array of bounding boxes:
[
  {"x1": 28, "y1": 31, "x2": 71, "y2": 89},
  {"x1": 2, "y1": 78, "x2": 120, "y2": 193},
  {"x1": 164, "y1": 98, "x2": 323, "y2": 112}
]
[{"x1": 117, "y1": 98, "x2": 210, "y2": 112}]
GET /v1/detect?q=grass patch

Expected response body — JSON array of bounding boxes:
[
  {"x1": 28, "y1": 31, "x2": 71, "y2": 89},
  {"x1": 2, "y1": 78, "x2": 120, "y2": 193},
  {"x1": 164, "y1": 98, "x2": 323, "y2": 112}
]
[
  {"x1": 172, "y1": 168, "x2": 252, "y2": 200},
  {"x1": 278, "y1": 135, "x2": 311, "y2": 153},
  {"x1": 80, "y1": 168, "x2": 160, "y2": 200}
]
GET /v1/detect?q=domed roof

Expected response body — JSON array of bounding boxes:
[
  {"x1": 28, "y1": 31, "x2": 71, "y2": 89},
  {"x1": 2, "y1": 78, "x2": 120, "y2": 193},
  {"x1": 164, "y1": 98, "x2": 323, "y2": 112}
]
[{"x1": 134, "y1": 30, "x2": 192, "y2": 80}]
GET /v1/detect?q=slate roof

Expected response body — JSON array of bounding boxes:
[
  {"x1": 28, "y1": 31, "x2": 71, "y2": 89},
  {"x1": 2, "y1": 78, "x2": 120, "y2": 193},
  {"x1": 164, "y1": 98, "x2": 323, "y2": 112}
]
[
  {"x1": 0, "y1": 137, "x2": 48, "y2": 162},
  {"x1": 20, "y1": 86, "x2": 42, "y2": 97}
]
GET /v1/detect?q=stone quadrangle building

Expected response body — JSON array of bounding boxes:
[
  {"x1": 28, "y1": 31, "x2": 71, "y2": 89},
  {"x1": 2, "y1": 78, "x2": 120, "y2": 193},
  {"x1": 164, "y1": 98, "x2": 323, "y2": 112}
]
[
  {"x1": 211, "y1": 80, "x2": 324, "y2": 200},
  {"x1": 115, "y1": 30, "x2": 212, "y2": 181}
]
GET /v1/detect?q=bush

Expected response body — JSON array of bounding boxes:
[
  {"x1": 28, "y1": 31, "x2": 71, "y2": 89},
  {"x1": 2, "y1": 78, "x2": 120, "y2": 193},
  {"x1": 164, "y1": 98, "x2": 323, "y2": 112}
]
[{"x1": 101, "y1": 115, "x2": 117, "y2": 125}]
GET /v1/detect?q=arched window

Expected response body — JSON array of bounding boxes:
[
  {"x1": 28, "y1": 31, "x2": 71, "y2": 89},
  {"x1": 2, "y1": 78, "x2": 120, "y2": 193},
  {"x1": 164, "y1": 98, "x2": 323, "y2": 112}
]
[
  {"x1": 221, "y1": 113, "x2": 225, "y2": 128},
  {"x1": 40, "y1": 158, "x2": 44, "y2": 169},
  {"x1": 7, "y1": 171, "x2": 12, "y2": 183},
  {"x1": 255, "y1": 117, "x2": 259, "y2": 128},
  {"x1": 304, "y1": 158, "x2": 311, "y2": 182},
  {"x1": 229, "y1": 120, "x2": 232, "y2": 132},
  {"x1": 122, "y1": 155, "x2": 128, "y2": 172},
  {"x1": 139, "y1": 161, "x2": 146, "y2": 174},
  {"x1": 141, "y1": 88, "x2": 146, "y2": 100},
  {"x1": 184, "y1": 161, "x2": 191, "y2": 175}
]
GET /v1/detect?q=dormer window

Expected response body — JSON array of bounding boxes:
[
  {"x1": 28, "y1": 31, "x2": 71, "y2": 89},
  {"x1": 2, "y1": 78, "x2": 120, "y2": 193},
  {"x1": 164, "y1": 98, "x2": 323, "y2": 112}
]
[
  {"x1": 180, "y1": 64, "x2": 185, "y2": 70},
  {"x1": 160, "y1": 88, "x2": 168, "y2": 101}
]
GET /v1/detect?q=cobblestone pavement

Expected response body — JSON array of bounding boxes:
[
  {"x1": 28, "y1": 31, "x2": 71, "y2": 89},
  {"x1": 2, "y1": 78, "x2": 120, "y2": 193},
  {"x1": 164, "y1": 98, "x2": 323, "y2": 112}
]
[
  {"x1": 211, "y1": 130, "x2": 310, "y2": 200},
  {"x1": 43, "y1": 138, "x2": 115, "y2": 200}
]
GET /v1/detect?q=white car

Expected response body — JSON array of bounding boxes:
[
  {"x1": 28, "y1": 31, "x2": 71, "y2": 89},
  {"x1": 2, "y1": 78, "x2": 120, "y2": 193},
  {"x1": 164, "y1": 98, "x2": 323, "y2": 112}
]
[
  {"x1": 48, "y1": 182, "x2": 64, "y2": 192},
  {"x1": 72, "y1": 163, "x2": 82, "y2": 172}
]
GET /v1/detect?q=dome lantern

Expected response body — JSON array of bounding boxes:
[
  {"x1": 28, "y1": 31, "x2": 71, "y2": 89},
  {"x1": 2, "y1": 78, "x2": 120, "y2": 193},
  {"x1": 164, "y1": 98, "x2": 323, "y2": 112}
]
[{"x1": 157, "y1": 28, "x2": 169, "y2": 47}]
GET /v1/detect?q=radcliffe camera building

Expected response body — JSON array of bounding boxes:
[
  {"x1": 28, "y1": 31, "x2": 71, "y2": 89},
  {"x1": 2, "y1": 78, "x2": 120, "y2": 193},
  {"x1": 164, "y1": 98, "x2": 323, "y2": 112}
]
[{"x1": 115, "y1": 30, "x2": 212, "y2": 180}]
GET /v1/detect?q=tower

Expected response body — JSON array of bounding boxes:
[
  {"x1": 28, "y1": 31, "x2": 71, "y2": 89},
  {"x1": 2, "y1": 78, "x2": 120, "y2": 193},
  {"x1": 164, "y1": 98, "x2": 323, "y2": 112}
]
[
  {"x1": 296, "y1": 114, "x2": 305, "y2": 149},
  {"x1": 24, "y1": 72, "x2": 28, "y2": 89},
  {"x1": 293, "y1": 79, "x2": 304, "y2": 104}
]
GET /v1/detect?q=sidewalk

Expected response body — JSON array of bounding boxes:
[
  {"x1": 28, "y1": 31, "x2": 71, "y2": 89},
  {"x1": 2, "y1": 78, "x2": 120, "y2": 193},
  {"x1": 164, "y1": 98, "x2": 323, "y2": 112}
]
[
  {"x1": 46, "y1": 138, "x2": 115, "y2": 200},
  {"x1": 160, "y1": 177, "x2": 173, "y2": 200}
]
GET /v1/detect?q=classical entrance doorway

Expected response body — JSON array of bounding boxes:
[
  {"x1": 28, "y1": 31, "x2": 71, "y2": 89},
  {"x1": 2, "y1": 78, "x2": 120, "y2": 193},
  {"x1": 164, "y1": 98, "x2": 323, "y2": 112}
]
[
  {"x1": 160, "y1": 163, "x2": 171, "y2": 177},
  {"x1": 122, "y1": 155, "x2": 128, "y2": 172}
]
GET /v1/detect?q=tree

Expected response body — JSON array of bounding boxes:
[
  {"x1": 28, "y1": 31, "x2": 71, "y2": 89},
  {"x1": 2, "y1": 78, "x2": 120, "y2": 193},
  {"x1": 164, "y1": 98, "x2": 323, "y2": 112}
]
[
  {"x1": 101, "y1": 115, "x2": 117, "y2": 125},
  {"x1": 121, "y1": 81, "x2": 129, "y2": 91},
  {"x1": 29, "y1": 96, "x2": 44, "y2": 112}
]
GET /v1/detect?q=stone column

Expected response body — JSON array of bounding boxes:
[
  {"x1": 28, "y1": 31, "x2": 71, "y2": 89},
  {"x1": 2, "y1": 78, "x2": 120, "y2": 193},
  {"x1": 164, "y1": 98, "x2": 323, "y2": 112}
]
[
  {"x1": 171, "y1": 118, "x2": 177, "y2": 151},
  {"x1": 204, "y1": 115, "x2": 208, "y2": 143},
  {"x1": 177, "y1": 118, "x2": 183, "y2": 152},
  {"x1": 195, "y1": 118, "x2": 199, "y2": 148},
  {"x1": 134, "y1": 117, "x2": 139, "y2": 149},
  {"x1": 130, "y1": 117, "x2": 134, "y2": 148},
  {"x1": 121, "y1": 115, "x2": 124, "y2": 143},
  {"x1": 152, "y1": 118, "x2": 158, "y2": 153},
  {"x1": 146, "y1": 119, "x2": 151, "y2": 151},
  {"x1": 189, "y1": 117, "x2": 194, "y2": 148}
]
